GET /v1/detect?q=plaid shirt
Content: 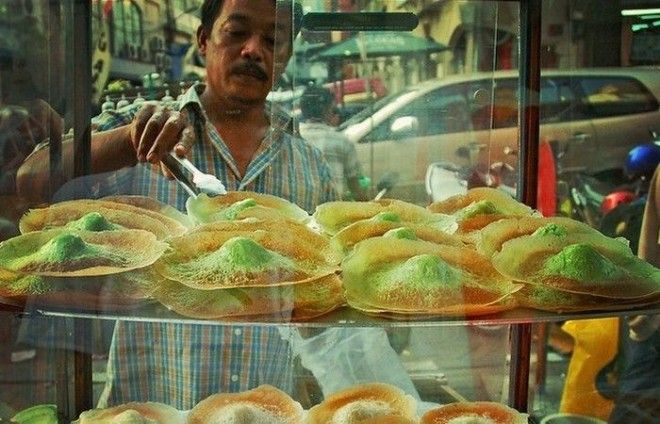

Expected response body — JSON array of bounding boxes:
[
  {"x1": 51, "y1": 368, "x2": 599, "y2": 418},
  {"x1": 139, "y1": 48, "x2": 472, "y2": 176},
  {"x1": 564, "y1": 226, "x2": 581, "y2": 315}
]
[
  {"x1": 95, "y1": 84, "x2": 337, "y2": 408},
  {"x1": 299, "y1": 121, "x2": 363, "y2": 199}
]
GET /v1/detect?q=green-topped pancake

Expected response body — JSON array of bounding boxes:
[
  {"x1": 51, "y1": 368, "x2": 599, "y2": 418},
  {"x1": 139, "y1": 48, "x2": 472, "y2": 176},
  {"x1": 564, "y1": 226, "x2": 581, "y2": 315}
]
[
  {"x1": 313, "y1": 198, "x2": 457, "y2": 236},
  {"x1": 66, "y1": 212, "x2": 121, "y2": 232},
  {"x1": 156, "y1": 236, "x2": 303, "y2": 290},
  {"x1": 476, "y1": 215, "x2": 609, "y2": 258},
  {"x1": 373, "y1": 211, "x2": 401, "y2": 222},
  {"x1": 492, "y1": 230, "x2": 660, "y2": 298},
  {"x1": 152, "y1": 272, "x2": 343, "y2": 320},
  {"x1": 514, "y1": 283, "x2": 659, "y2": 313},
  {"x1": 6, "y1": 233, "x2": 121, "y2": 271},
  {"x1": 428, "y1": 187, "x2": 536, "y2": 237},
  {"x1": 331, "y1": 219, "x2": 463, "y2": 256},
  {"x1": 0, "y1": 229, "x2": 167, "y2": 276},
  {"x1": 532, "y1": 223, "x2": 568, "y2": 237},
  {"x1": 542, "y1": 244, "x2": 627, "y2": 282},
  {"x1": 383, "y1": 227, "x2": 418, "y2": 240},
  {"x1": 456, "y1": 200, "x2": 501, "y2": 220},
  {"x1": 155, "y1": 221, "x2": 338, "y2": 290},
  {"x1": 19, "y1": 199, "x2": 186, "y2": 240},
  {"x1": 185, "y1": 192, "x2": 310, "y2": 225},
  {"x1": 341, "y1": 236, "x2": 519, "y2": 316},
  {"x1": 221, "y1": 198, "x2": 258, "y2": 220},
  {"x1": 372, "y1": 254, "x2": 463, "y2": 295}
]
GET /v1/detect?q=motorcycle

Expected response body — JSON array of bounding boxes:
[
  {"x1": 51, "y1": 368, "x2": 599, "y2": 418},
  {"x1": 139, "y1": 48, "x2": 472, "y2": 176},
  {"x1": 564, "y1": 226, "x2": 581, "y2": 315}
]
[
  {"x1": 424, "y1": 146, "x2": 518, "y2": 204},
  {"x1": 425, "y1": 141, "x2": 557, "y2": 218},
  {"x1": 599, "y1": 133, "x2": 660, "y2": 254}
]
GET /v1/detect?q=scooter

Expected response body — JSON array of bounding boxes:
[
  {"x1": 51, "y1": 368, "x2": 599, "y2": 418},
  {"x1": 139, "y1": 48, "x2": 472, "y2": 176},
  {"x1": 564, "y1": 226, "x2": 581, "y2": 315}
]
[{"x1": 599, "y1": 133, "x2": 660, "y2": 253}]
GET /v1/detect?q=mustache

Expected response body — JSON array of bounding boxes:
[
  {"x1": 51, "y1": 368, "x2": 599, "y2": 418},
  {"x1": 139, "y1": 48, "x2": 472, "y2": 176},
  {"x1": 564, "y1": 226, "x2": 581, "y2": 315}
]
[{"x1": 231, "y1": 61, "x2": 269, "y2": 81}]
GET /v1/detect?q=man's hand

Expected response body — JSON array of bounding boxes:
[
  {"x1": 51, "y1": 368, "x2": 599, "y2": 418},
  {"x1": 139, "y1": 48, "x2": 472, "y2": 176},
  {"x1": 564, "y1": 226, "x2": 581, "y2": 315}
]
[{"x1": 129, "y1": 103, "x2": 197, "y2": 174}]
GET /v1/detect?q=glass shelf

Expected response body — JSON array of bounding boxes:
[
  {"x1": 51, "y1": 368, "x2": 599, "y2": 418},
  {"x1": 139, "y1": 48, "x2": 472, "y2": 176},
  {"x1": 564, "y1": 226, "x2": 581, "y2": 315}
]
[{"x1": 3, "y1": 299, "x2": 658, "y2": 328}]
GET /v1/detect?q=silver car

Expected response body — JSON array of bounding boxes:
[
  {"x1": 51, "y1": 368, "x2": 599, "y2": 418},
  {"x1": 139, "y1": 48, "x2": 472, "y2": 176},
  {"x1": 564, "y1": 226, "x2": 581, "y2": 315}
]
[{"x1": 339, "y1": 68, "x2": 660, "y2": 205}]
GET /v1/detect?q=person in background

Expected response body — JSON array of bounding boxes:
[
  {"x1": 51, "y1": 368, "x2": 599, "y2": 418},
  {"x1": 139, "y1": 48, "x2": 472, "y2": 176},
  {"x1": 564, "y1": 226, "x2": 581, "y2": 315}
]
[
  {"x1": 17, "y1": 0, "x2": 337, "y2": 408},
  {"x1": 608, "y1": 164, "x2": 660, "y2": 424},
  {"x1": 298, "y1": 84, "x2": 369, "y2": 201}
]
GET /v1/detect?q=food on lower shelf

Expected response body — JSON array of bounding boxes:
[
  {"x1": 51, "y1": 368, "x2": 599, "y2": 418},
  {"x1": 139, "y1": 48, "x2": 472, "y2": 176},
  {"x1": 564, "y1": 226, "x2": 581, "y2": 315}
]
[
  {"x1": 187, "y1": 385, "x2": 304, "y2": 424},
  {"x1": 313, "y1": 199, "x2": 457, "y2": 236},
  {"x1": 73, "y1": 401, "x2": 184, "y2": 423},
  {"x1": 341, "y1": 236, "x2": 519, "y2": 317},
  {"x1": 186, "y1": 191, "x2": 310, "y2": 225},
  {"x1": 427, "y1": 187, "x2": 536, "y2": 239},
  {"x1": 11, "y1": 404, "x2": 57, "y2": 424},
  {"x1": 306, "y1": 382, "x2": 418, "y2": 424},
  {"x1": 0, "y1": 229, "x2": 167, "y2": 277},
  {"x1": 19, "y1": 199, "x2": 188, "y2": 239},
  {"x1": 420, "y1": 401, "x2": 528, "y2": 423},
  {"x1": 359, "y1": 416, "x2": 418, "y2": 424}
]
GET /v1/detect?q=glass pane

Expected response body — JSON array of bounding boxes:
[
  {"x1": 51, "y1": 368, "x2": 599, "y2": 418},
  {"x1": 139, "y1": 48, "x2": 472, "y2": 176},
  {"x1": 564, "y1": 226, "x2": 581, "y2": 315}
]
[{"x1": 1, "y1": 1, "x2": 658, "y2": 423}]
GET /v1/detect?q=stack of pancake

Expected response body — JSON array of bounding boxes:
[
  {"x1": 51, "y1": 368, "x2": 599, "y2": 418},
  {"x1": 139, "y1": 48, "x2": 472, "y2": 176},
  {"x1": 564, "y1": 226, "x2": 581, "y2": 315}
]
[
  {"x1": 0, "y1": 196, "x2": 180, "y2": 311},
  {"x1": 0, "y1": 192, "x2": 346, "y2": 320},
  {"x1": 2, "y1": 187, "x2": 657, "y2": 318},
  {"x1": 151, "y1": 219, "x2": 343, "y2": 321},
  {"x1": 146, "y1": 191, "x2": 344, "y2": 320},
  {"x1": 313, "y1": 196, "x2": 521, "y2": 318},
  {"x1": 475, "y1": 215, "x2": 660, "y2": 312}
]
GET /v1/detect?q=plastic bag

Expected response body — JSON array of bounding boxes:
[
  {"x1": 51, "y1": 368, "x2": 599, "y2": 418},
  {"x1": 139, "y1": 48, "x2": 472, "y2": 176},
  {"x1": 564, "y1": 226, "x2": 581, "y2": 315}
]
[
  {"x1": 559, "y1": 318, "x2": 619, "y2": 421},
  {"x1": 279, "y1": 326, "x2": 438, "y2": 415}
]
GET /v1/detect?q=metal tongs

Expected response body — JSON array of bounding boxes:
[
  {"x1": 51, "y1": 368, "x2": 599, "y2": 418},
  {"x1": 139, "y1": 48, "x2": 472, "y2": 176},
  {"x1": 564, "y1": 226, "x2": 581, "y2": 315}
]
[
  {"x1": 160, "y1": 103, "x2": 227, "y2": 197},
  {"x1": 161, "y1": 153, "x2": 227, "y2": 197}
]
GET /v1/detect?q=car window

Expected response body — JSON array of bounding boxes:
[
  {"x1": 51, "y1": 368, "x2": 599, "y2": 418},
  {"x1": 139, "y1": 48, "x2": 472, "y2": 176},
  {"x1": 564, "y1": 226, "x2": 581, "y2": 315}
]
[
  {"x1": 361, "y1": 85, "x2": 471, "y2": 143},
  {"x1": 468, "y1": 78, "x2": 518, "y2": 129},
  {"x1": 337, "y1": 87, "x2": 416, "y2": 130},
  {"x1": 579, "y1": 76, "x2": 659, "y2": 118},
  {"x1": 539, "y1": 77, "x2": 587, "y2": 123}
]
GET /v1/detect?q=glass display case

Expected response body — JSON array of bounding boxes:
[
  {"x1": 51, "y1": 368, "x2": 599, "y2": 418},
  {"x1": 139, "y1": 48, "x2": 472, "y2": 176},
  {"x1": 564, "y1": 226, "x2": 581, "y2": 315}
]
[{"x1": 1, "y1": 1, "x2": 659, "y2": 423}]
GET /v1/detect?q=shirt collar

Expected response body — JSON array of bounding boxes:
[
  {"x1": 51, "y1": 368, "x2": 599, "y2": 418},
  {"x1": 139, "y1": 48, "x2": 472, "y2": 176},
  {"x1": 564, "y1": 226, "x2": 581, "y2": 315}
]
[{"x1": 180, "y1": 83, "x2": 292, "y2": 134}]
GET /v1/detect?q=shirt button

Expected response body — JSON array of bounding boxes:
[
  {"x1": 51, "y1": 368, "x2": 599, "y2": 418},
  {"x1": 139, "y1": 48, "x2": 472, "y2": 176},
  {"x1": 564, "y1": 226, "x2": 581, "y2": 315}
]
[
  {"x1": 231, "y1": 374, "x2": 239, "y2": 382},
  {"x1": 234, "y1": 329, "x2": 242, "y2": 336}
]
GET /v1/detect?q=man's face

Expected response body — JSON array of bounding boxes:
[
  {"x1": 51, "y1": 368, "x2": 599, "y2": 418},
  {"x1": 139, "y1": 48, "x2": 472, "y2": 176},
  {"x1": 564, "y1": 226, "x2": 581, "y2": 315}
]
[{"x1": 198, "y1": 0, "x2": 293, "y2": 106}]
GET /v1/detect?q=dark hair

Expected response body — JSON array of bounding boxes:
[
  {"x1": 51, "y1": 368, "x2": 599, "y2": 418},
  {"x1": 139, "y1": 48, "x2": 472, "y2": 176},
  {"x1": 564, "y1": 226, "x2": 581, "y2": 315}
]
[
  {"x1": 200, "y1": 0, "x2": 303, "y2": 37},
  {"x1": 300, "y1": 85, "x2": 335, "y2": 121}
]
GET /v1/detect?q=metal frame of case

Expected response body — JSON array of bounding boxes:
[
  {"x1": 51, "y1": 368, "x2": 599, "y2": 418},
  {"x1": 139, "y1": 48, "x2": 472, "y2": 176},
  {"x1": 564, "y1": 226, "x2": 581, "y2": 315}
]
[{"x1": 3, "y1": 0, "x2": 658, "y2": 422}]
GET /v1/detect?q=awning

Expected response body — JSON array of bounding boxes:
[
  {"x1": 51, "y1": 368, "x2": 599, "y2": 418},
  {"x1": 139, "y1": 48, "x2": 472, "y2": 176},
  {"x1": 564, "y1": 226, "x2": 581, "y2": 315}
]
[{"x1": 312, "y1": 31, "x2": 448, "y2": 60}]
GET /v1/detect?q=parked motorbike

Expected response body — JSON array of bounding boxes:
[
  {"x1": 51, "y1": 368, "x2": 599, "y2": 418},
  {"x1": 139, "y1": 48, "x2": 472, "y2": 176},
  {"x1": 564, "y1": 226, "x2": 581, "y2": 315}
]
[
  {"x1": 599, "y1": 135, "x2": 660, "y2": 253},
  {"x1": 424, "y1": 145, "x2": 518, "y2": 203},
  {"x1": 425, "y1": 141, "x2": 557, "y2": 218}
]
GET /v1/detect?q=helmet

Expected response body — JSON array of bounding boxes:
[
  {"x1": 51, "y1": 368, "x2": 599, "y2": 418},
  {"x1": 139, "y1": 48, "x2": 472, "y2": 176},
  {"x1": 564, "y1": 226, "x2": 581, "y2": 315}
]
[
  {"x1": 625, "y1": 143, "x2": 660, "y2": 180},
  {"x1": 601, "y1": 190, "x2": 636, "y2": 215}
]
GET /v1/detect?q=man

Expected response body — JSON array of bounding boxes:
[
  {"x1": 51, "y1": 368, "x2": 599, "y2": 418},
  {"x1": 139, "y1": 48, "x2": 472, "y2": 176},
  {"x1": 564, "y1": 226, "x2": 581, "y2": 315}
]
[
  {"x1": 608, "y1": 164, "x2": 660, "y2": 424},
  {"x1": 298, "y1": 84, "x2": 368, "y2": 200},
  {"x1": 17, "y1": 0, "x2": 337, "y2": 408}
]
